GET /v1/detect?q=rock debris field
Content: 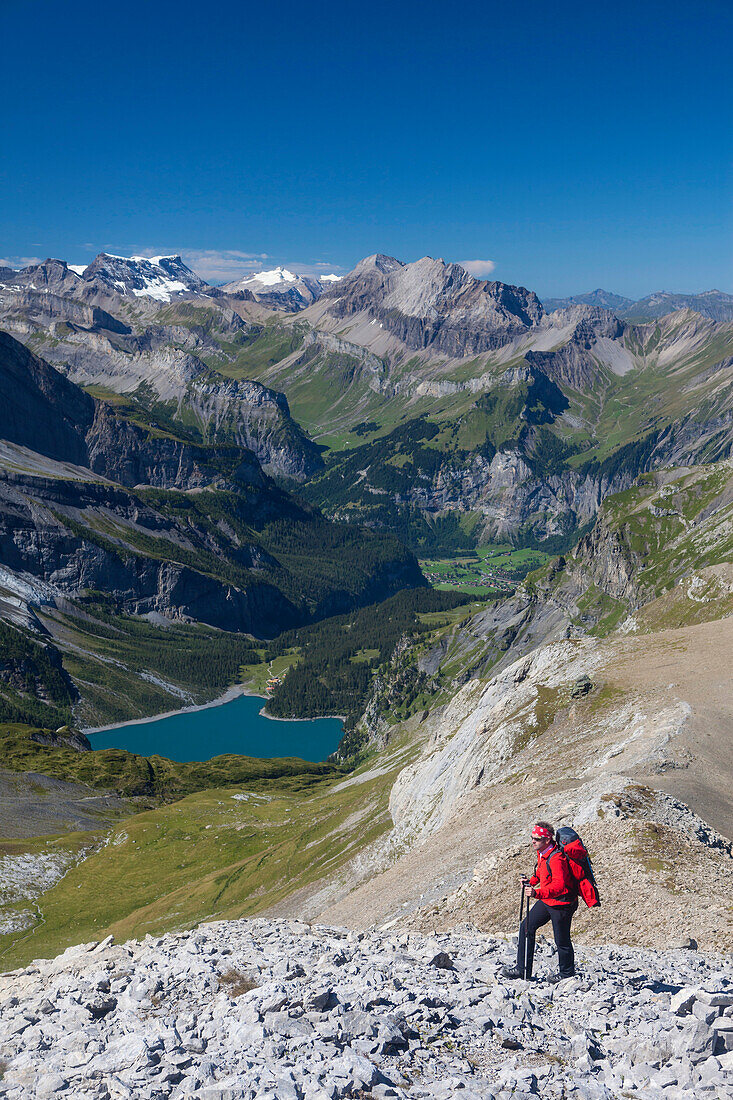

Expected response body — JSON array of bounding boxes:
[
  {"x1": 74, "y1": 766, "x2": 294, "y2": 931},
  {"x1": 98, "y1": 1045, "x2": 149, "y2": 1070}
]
[{"x1": 1, "y1": 918, "x2": 732, "y2": 1100}]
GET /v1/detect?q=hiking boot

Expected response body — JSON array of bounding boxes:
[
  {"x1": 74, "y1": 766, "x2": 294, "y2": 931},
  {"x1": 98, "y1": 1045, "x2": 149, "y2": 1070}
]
[
  {"x1": 546, "y1": 971, "x2": 575, "y2": 984},
  {"x1": 502, "y1": 966, "x2": 527, "y2": 980}
]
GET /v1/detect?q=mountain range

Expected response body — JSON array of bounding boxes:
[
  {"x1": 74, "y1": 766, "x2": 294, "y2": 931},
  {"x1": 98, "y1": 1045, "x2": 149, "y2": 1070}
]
[
  {"x1": 5, "y1": 252, "x2": 730, "y2": 321},
  {"x1": 542, "y1": 287, "x2": 733, "y2": 322},
  {"x1": 1, "y1": 252, "x2": 731, "y2": 555}
]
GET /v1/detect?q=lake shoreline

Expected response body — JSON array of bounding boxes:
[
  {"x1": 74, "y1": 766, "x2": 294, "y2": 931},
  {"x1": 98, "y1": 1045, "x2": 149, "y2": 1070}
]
[
  {"x1": 85, "y1": 684, "x2": 255, "y2": 735},
  {"x1": 87, "y1": 688, "x2": 343, "y2": 764},
  {"x1": 85, "y1": 684, "x2": 345, "y2": 736},
  {"x1": 259, "y1": 707, "x2": 347, "y2": 723}
]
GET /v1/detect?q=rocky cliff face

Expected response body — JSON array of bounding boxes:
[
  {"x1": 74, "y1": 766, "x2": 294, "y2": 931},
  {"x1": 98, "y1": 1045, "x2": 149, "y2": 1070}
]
[
  {"x1": 85, "y1": 402, "x2": 266, "y2": 490},
  {"x1": 0, "y1": 467, "x2": 298, "y2": 634},
  {"x1": 0, "y1": 332, "x2": 266, "y2": 492},
  {"x1": 0, "y1": 331, "x2": 94, "y2": 464}
]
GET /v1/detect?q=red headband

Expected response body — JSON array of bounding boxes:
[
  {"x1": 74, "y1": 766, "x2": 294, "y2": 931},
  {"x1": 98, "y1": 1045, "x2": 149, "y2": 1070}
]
[{"x1": 531, "y1": 825, "x2": 552, "y2": 839}]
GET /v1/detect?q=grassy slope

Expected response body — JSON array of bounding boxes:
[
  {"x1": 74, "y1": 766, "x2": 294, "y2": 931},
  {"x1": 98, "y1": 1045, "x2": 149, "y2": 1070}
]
[
  {"x1": 0, "y1": 724, "x2": 337, "y2": 800},
  {"x1": 0, "y1": 732, "x2": 414, "y2": 968}
]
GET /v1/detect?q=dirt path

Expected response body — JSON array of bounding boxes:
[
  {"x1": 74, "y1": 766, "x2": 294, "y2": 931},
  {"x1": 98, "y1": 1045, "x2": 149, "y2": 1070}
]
[{"x1": 607, "y1": 616, "x2": 733, "y2": 837}]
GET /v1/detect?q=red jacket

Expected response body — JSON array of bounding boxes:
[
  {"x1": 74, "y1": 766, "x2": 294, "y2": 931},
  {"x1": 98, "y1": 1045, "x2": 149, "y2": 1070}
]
[{"x1": 529, "y1": 844, "x2": 578, "y2": 907}]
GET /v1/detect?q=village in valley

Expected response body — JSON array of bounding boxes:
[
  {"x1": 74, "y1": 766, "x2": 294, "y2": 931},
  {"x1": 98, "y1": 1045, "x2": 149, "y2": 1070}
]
[{"x1": 419, "y1": 545, "x2": 549, "y2": 597}]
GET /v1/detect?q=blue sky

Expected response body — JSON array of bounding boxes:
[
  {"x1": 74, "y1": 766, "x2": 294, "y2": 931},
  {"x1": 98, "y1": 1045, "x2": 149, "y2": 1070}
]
[{"x1": 1, "y1": 0, "x2": 730, "y2": 297}]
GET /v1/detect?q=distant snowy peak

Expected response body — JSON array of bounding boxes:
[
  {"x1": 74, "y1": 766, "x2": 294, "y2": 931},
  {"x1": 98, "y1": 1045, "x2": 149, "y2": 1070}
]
[
  {"x1": 247, "y1": 266, "x2": 299, "y2": 287},
  {"x1": 82, "y1": 253, "x2": 210, "y2": 302},
  {"x1": 222, "y1": 266, "x2": 341, "y2": 312}
]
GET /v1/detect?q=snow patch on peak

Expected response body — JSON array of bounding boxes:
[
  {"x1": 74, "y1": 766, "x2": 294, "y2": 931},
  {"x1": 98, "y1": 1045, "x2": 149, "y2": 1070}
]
[
  {"x1": 246, "y1": 267, "x2": 298, "y2": 286},
  {"x1": 85, "y1": 252, "x2": 208, "y2": 301},
  {"x1": 67, "y1": 264, "x2": 87, "y2": 276},
  {"x1": 129, "y1": 254, "x2": 179, "y2": 265},
  {"x1": 319, "y1": 273, "x2": 342, "y2": 283}
]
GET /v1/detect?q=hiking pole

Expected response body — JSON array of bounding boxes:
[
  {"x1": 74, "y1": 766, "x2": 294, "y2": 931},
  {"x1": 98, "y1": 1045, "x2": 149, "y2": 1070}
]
[
  {"x1": 524, "y1": 896, "x2": 531, "y2": 980},
  {"x1": 518, "y1": 877, "x2": 527, "y2": 978}
]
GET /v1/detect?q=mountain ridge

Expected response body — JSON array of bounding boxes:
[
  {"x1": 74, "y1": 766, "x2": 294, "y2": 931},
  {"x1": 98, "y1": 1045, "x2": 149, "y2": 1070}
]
[
  {"x1": 543, "y1": 286, "x2": 733, "y2": 322},
  {"x1": 2, "y1": 252, "x2": 732, "y2": 551}
]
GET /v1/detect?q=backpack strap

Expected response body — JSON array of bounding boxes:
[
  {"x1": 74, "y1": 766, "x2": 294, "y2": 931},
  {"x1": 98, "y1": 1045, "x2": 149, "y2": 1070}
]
[
  {"x1": 543, "y1": 843, "x2": 561, "y2": 880},
  {"x1": 545, "y1": 846, "x2": 574, "y2": 902}
]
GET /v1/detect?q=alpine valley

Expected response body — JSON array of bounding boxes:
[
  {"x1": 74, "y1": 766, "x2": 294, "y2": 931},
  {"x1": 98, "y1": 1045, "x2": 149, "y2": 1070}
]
[{"x1": 0, "y1": 252, "x2": 732, "y2": 1099}]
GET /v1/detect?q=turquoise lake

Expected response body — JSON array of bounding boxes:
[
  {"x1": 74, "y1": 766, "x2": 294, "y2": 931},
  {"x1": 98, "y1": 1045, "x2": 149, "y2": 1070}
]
[{"x1": 90, "y1": 693, "x2": 343, "y2": 763}]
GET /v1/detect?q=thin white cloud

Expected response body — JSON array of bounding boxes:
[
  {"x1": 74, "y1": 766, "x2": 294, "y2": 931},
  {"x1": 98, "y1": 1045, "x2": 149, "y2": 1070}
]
[
  {"x1": 179, "y1": 250, "x2": 272, "y2": 282},
  {"x1": 173, "y1": 251, "x2": 345, "y2": 283},
  {"x1": 459, "y1": 259, "x2": 496, "y2": 278},
  {"x1": 0, "y1": 255, "x2": 43, "y2": 270}
]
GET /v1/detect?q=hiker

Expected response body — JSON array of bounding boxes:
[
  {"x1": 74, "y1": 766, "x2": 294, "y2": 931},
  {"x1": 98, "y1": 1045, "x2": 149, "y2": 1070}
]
[{"x1": 503, "y1": 821, "x2": 579, "y2": 983}]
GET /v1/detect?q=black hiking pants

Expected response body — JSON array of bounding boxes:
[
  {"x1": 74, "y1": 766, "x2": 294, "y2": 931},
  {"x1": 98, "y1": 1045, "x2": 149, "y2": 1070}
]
[{"x1": 516, "y1": 899, "x2": 578, "y2": 978}]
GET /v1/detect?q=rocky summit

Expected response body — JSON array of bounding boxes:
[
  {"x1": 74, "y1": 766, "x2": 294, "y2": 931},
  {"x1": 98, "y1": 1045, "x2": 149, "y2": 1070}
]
[{"x1": 1, "y1": 918, "x2": 731, "y2": 1100}]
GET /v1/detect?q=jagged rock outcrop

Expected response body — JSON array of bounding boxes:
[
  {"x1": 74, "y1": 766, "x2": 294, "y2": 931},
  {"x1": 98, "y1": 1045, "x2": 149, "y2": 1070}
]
[
  {"x1": 524, "y1": 308, "x2": 623, "y2": 389},
  {"x1": 28, "y1": 727, "x2": 91, "y2": 752}
]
